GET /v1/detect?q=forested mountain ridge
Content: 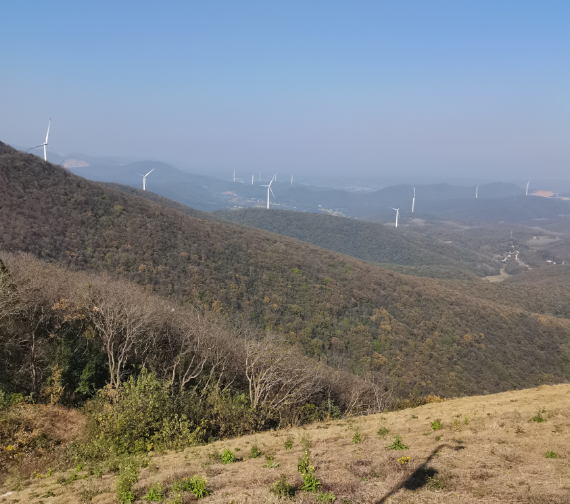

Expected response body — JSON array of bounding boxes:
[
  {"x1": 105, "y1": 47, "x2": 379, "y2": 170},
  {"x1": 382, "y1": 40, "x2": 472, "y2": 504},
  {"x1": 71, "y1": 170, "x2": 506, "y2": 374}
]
[
  {"x1": 214, "y1": 208, "x2": 498, "y2": 279},
  {"x1": 1, "y1": 142, "x2": 569, "y2": 398}
]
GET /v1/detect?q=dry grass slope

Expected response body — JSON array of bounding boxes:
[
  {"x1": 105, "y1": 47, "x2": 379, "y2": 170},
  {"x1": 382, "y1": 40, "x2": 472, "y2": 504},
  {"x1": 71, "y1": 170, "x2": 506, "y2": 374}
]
[{"x1": 1, "y1": 384, "x2": 569, "y2": 504}]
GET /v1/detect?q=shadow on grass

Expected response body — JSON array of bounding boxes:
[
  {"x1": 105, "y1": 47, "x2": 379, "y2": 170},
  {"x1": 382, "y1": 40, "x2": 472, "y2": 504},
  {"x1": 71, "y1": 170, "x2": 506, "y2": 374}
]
[{"x1": 375, "y1": 444, "x2": 450, "y2": 503}]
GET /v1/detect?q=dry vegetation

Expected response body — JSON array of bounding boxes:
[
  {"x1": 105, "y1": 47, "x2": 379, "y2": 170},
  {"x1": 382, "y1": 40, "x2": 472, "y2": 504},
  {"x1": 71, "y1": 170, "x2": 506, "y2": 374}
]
[{"x1": 2, "y1": 385, "x2": 568, "y2": 504}]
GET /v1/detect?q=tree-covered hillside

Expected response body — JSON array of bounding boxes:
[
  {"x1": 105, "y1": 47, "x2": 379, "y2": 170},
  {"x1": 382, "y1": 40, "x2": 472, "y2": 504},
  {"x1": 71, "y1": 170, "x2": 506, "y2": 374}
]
[
  {"x1": 1, "y1": 142, "x2": 569, "y2": 398},
  {"x1": 214, "y1": 208, "x2": 499, "y2": 279}
]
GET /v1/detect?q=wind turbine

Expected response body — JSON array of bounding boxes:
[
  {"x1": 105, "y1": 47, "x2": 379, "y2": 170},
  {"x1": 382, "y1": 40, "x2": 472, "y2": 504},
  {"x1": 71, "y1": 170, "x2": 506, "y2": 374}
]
[
  {"x1": 412, "y1": 187, "x2": 416, "y2": 213},
  {"x1": 27, "y1": 119, "x2": 51, "y2": 161},
  {"x1": 252, "y1": 175, "x2": 254, "y2": 185},
  {"x1": 291, "y1": 175, "x2": 293, "y2": 185},
  {"x1": 135, "y1": 168, "x2": 154, "y2": 191},
  {"x1": 261, "y1": 176, "x2": 275, "y2": 209},
  {"x1": 526, "y1": 181, "x2": 530, "y2": 196},
  {"x1": 390, "y1": 207, "x2": 400, "y2": 228},
  {"x1": 476, "y1": 186, "x2": 478, "y2": 199}
]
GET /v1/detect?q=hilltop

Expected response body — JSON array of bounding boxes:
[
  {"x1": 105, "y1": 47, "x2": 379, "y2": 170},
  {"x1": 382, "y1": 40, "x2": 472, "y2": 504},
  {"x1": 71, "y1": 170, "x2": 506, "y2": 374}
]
[
  {"x1": 1, "y1": 142, "x2": 570, "y2": 399},
  {"x1": 2, "y1": 384, "x2": 568, "y2": 503}
]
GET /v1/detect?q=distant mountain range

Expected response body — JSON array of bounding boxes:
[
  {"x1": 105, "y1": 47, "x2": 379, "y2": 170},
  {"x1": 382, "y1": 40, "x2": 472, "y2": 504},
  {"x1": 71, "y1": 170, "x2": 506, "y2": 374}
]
[
  {"x1": 2, "y1": 139, "x2": 570, "y2": 399},
  {"x1": 15, "y1": 141, "x2": 570, "y2": 226}
]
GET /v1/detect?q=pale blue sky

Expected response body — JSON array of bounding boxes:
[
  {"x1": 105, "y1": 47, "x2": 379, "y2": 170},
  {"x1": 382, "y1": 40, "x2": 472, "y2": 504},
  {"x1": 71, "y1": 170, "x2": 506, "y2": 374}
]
[{"x1": 1, "y1": 1, "x2": 569, "y2": 178}]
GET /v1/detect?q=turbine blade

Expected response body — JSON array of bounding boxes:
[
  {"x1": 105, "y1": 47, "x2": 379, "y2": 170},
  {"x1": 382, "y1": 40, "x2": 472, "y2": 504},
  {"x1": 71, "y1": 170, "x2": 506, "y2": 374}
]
[
  {"x1": 270, "y1": 187, "x2": 275, "y2": 198},
  {"x1": 145, "y1": 168, "x2": 155, "y2": 177},
  {"x1": 45, "y1": 119, "x2": 50, "y2": 144},
  {"x1": 27, "y1": 145, "x2": 43, "y2": 151}
]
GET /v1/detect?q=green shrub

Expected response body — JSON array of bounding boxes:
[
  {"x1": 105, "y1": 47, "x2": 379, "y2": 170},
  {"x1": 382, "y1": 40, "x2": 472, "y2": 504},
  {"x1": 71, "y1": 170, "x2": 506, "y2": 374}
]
[
  {"x1": 170, "y1": 476, "x2": 210, "y2": 498},
  {"x1": 431, "y1": 420, "x2": 442, "y2": 431},
  {"x1": 270, "y1": 474, "x2": 295, "y2": 498},
  {"x1": 0, "y1": 390, "x2": 22, "y2": 410},
  {"x1": 316, "y1": 491, "x2": 336, "y2": 502},
  {"x1": 352, "y1": 428, "x2": 361, "y2": 444},
  {"x1": 145, "y1": 482, "x2": 165, "y2": 502},
  {"x1": 297, "y1": 450, "x2": 321, "y2": 492},
  {"x1": 188, "y1": 476, "x2": 210, "y2": 498},
  {"x1": 115, "y1": 457, "x2": 141, "y2": 504},
  {"x1": 221, "y1": 448, "x2": 236, "y2": 464},
  {"x1": 249, "y1": 444, "x2": 262, "y2": 458},
  {"x1": 377, "y1": 427, "x2": 389, "y2": 436},
  {"x1": 83, "y1": 369, "x2": 202, "y2": 458},
  {"x1": 545, "y1": 451, "x2": 558, "y2": 459},
  {"x1": 300, "y1": 472, "x2": 322, "y2": 493},
  {"x1": 284, "y1": 438, "x2": 293, "y2": 450},
  {"x1": 387, "y1": 436, "x2": 407, "y2": 450}
]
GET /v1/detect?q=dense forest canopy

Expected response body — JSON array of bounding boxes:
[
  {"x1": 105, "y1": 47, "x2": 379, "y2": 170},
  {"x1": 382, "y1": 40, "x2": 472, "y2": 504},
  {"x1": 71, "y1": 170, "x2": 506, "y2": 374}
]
[{"x1": 1, "y1": 142, "x2": 569, "y2": 401}]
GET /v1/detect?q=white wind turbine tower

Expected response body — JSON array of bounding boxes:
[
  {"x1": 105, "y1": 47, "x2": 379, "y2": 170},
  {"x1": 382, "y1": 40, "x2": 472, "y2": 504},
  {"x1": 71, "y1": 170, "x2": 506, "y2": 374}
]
[
  {"x1": 476, "y1": 186, "x2": 479, "y2": 199},
  {"x1": 261, "y1": 176, "x2": 275, "y2": 209},
  {"x1": 135, "y1": 168, "x2": 154, "y2": 191},
  {"x1": 412, "y1": 187, "x2": 416, "y2": 212},
  {"x1": 27, "y1": 119, "x2": 51, "y2": 161},
  {"x1": 390, "y1": 207, "x2": 400, "y2": 228},
  {"x1": 526, "y1": 181, "x2": 530, "y2": 196}
]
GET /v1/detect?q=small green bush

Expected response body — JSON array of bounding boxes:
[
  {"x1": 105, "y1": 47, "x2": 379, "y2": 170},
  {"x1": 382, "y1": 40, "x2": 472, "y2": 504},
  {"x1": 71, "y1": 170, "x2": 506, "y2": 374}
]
[
  {"x1": 316, "y1": 491, "x2": 336, "y2": 502},
  {"x1": 145, "y1": 482, "x2": 165, "y2": 502},
  {"x1": 531, "y1": 410, "x2": 546, "y2": 423},
  {"x1": 284, "y1": 438, "x2": 293, "y2": 450},
  {"x1": 270, "y1": 474, "x2": 295, "y2": 498},
  {"x1": 387, "y1": 436, "x2": 407, "y2": 450},
  {"x1": 188, "y1": 476, "x2": 210, "y2": 498},
  {"x1": 300, "y1": 472, "x2": 321, "y2": 493},
  {"x1": 298, "y1": 450, "x2": 321, "y2": 492},
  {"x1": 545, "y1": 451, "x2": 558, "y2": 459},
  {"x1": 377, "y1": 427, "x2": 389, "y2": 436},
  {"x1": 221, "y1": 448, "x2": 236, "y2": 464},
  {"x1": 249, "y1": 444, "x2": 262, "y2": 458},
  {"x1": 431, "y1": 419, "x2": 442, "y2": 431},
  {"x1": 352, "y1": 428, "x2": 362, "y2": 444},
  {"x1": 170, "y1": 476, "x2": 210, "y2": 498}
]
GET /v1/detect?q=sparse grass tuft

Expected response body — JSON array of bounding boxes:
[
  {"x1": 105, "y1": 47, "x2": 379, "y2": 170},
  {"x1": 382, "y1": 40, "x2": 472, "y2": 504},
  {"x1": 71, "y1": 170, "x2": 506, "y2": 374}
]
[
  {"x1": 426, "y1": 473, "x2": 446, "y2": 490},
  {"x1": 352, "y1": 427, "x2": 362, "y2": 444},
  {"x1": 431, "y1": 419, "x2": 442, "y2": 431},
  {"x1": 545, "y1": 451, "x2": 558, "y2": 459},
  {"x1": 531, "y1": 410, "x2": 547, "y2": 423},
  {"x1": 284, "y1": 437, "x2": 293, "y2": 450},
  {"x1": 387, "y1": 436, "x2": 407, "y2": 450},
  {"x1": 377, "y1": 427, "x2": 389, "y2": 436}
]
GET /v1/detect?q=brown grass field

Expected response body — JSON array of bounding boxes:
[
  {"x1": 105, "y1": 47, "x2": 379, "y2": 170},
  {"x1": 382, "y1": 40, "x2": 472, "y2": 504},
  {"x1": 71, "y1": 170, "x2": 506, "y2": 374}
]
[{"x1": 1, "y1": 384, "x2": 569, "y2": 504}]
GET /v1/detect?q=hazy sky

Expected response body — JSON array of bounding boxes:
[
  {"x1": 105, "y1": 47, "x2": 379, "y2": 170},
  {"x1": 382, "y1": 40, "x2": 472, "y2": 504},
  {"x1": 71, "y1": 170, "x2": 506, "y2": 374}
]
[{"x1": 2, "y1": 1, "x2": 569, "y2": 179}]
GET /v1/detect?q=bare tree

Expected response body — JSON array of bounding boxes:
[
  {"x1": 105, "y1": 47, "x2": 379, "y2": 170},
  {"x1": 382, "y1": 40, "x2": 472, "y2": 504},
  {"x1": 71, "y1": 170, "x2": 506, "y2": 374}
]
[
  {"x1": 84, "y1": 276, "x2": 158, "y2": 389},
  {"x1": 149, "y1": 308, "x2": 236, "y2": 392},
  {"x1": 244, "y1": 332, "x2": 323, "y2": 413}
]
